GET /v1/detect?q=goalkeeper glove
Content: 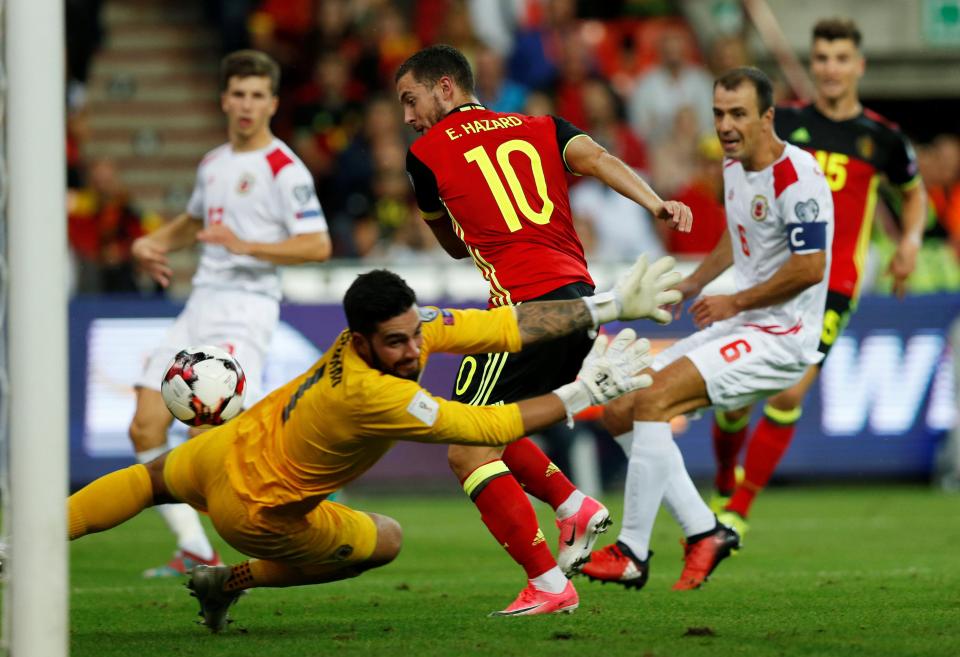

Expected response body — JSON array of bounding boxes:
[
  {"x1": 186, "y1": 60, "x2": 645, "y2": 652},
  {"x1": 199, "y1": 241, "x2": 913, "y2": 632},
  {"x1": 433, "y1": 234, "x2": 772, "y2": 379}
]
[
  {"x1": 553, "y1": 328, "x2": 653, "y2": 427},
  {"x1": 583, "y1": 254, "x2": 683, "y2": 327}
]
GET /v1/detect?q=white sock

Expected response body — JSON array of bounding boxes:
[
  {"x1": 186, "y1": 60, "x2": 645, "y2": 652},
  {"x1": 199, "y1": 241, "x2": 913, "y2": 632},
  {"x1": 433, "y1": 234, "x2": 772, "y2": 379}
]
[
  {"x1": 555, "y1": 490, "x2": 586, "y2": 520},
  {"x1": 135, "y1": 446, "x2": 167, "y2": 463},
  {"x1": 613, "y1": 432, "x2": 632, "y2": 456},
  {"x1": 136, "y1": 448, "x2": 215, "y2": 561},
  {"x1": 154, "y1": 504, "x2": 215, "y2": 560},
  {"x1": 661, "y1": 443, "x2": 717, "y2": 538},
  {"x1": 617, "y1": 421, "x2": 675, "y2": 561},
  {"x1": 530, "y1": 565, "x2": 568, "y2": 594}
]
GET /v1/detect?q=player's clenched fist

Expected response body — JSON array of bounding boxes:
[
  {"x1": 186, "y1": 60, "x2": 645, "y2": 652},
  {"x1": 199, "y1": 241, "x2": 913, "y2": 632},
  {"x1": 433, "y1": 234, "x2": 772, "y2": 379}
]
[{"x1": 654, "y1": 199, "x2": 694, "y2": 233}]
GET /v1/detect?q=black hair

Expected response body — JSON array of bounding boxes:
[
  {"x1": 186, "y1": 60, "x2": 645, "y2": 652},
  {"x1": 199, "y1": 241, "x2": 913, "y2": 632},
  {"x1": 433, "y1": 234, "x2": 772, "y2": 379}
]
[
  {"x1": 714, "y1": 66, "x2": 774, "y2": 116},
  {"x1": 813, "y1": 17, "x2": 862, "y2": 48},
  {"x1": 343, "y1": 269, "x2": 418, "y2": 336},
  {"x1": 395, "y1": 44, "x2": 475, "y2": 95},
  {"x1": 220, "y1": 49, "x2": 281, "y2": 95}
]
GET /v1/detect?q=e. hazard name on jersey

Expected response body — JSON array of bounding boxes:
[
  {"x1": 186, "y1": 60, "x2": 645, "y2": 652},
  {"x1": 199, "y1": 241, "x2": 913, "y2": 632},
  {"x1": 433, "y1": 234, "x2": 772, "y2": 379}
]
[{"x1": 445, "y1": 115, "x2": 523, "y2": 141}]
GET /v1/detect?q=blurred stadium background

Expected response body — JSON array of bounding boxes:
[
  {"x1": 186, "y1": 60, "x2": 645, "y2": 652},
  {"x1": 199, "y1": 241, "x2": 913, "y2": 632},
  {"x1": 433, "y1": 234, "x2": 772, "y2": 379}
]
[
  {"x1": 50, "y1": 0, "x2": 960, "y2": 494},
  {"x1": 2, "y1": 0, "x2": 960, "y2": 653}
]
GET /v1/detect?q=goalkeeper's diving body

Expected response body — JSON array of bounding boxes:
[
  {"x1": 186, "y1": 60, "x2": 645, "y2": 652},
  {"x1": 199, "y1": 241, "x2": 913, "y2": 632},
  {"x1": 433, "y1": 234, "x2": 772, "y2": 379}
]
[{"x1": 68, "y1": 257, "x2": 681, "y2": 631}]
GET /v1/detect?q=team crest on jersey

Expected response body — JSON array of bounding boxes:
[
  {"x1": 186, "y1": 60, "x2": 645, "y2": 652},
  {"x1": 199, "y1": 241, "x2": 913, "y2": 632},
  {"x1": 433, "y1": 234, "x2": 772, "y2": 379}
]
[
  {"x1": 236, "y1": 173, "x2": 255, "y2": 195},
  {"x1": 751, "y1": 195, "x2": 768, "y2": 221},
  {"x1": 857, "y1": 135, "x2": 875, "y2": 160},
  {"x1": 795, "y1": 199, "x2": 819, "y2": 222}
]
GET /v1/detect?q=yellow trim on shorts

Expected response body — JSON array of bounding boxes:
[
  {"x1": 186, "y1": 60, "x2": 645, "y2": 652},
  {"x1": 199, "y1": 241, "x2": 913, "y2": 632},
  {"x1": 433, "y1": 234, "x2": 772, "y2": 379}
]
[
  {"x1": 421, "y1": 209, "x2": 446, "y2": 221},
  {"x1": 763, "y1": 404, "x2": 802, "y2": 425},
  {"x1": 462, "y1": 460, "x2": 510, "y2": 499},
  {"x1": 467, "y1": 351, "x2": 510, "y2": 406}
]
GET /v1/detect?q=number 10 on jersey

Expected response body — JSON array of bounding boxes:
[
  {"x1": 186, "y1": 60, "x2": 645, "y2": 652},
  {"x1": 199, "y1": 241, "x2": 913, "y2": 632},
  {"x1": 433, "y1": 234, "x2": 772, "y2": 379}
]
[{"x1": 464, "y1": 139, "x2": 554, "y2": 232}]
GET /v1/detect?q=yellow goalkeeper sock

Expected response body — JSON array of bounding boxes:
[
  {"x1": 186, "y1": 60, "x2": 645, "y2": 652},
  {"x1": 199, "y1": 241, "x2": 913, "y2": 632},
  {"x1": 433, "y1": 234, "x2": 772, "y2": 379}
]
[
  {"x1": 68, "y1": 464, "x2": 154, "y2": 539},
  {"x1": 218, "y1": 559, "x2": 365, "y2": 591}
]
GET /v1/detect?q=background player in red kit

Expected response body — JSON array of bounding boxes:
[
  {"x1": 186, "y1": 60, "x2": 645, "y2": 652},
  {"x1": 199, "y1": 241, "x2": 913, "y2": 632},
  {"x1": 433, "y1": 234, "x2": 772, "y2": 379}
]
[
  {"x1": 396, "y1": 44, "x2": 691, "y2": 615},
  {"x1": 709, "y1": 18, "x2": 927, "y2": 534}
]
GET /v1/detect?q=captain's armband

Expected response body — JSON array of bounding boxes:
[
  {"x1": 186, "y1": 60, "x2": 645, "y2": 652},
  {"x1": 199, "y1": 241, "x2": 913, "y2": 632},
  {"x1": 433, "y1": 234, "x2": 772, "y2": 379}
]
[{"x1": 787, "y1": 222, "x2": 826, "y2": 253}]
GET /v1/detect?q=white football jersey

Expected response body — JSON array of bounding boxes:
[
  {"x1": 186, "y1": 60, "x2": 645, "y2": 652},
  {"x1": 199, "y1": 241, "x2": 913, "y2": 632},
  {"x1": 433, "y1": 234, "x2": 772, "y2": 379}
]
[
  {"x1": 722, "y1": 142, "x2": 834, "y2": 363},
  {"x1": 186, "y1": 138, "x2": 328, "y2": 300}
]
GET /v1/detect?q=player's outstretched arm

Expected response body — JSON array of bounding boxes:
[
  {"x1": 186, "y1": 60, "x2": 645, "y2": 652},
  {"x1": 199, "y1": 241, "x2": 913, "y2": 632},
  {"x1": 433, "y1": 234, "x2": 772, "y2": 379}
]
[
  {"x1": 563, "y1": 134, "x2": 692, "y2": 233},
  {"x1": 398, "y1": 328, "x2": 654, "y2": 445},
  {"x1": 131, "y1": 212, "x2": 203, "y2": 287}
]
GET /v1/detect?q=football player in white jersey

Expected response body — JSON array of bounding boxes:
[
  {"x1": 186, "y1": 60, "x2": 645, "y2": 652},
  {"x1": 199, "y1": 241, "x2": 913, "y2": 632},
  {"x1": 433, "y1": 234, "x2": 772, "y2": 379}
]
[
  {"x1": 128, "y1": 50, "x2": 331, "y2": 577},
  {"x1": 580, "y1": 67, "x2": 833, "y2": 590}
]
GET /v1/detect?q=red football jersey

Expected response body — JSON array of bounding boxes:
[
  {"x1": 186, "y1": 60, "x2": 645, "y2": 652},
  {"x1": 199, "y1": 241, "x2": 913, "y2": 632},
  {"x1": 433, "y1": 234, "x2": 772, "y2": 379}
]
[
  {"x1": 407, "y1": 104, "x2": 593, "y2": 307},
  {"x1": 776, "y1": 103, "x2": 919, "y2": 299}
]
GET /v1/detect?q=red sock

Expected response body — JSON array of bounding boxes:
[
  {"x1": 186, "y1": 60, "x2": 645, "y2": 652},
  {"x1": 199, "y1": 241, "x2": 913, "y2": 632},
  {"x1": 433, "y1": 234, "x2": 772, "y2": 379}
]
[
  {"x1": 502, "y1": 437, "x2": 576, "y2": 509},
  {"x1": 712, "y1": 414, "x2": 750, "y2": 495},
  {"x1": 727, "y1": 412, "x2": 798, "y2": 518},
  {"x1": 461, "y1": 460, "x2": 556, "y2": 579}
]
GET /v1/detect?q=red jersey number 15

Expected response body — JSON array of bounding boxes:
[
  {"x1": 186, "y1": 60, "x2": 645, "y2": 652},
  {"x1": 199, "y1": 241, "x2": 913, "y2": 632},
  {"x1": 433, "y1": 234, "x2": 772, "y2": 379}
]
[
  {"x1": 813, "y1": 150, "x2": 848, "y2": 192},
  {"x1": 464, "y1": 139, "x2": 554, "y2": 232}
]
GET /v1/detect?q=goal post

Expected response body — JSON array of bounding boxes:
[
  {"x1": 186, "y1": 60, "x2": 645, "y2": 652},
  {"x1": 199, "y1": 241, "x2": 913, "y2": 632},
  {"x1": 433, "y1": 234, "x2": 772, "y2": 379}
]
[{"x1": 3, "y1": 0, "x2": 69, "y2": 655}]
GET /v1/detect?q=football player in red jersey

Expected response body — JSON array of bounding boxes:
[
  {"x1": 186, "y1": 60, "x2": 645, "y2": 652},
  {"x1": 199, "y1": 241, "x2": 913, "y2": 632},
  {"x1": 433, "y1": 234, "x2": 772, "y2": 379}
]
[
  {"x1": 709, "y1": 18, "x2": 927, "y2": 535},
  {"x1": 396, "y1": 44, "x2": 692, "y2": 615}
]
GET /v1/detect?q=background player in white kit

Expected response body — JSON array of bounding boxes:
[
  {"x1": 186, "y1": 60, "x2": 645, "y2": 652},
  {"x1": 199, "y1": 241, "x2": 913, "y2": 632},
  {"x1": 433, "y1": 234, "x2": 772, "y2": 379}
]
[
  {"x1": 129, "y1": 50, "x2": 331, "y2": 577},
  {"x1": 581, "y1": 67, "x2": 833, "y2": 590}
]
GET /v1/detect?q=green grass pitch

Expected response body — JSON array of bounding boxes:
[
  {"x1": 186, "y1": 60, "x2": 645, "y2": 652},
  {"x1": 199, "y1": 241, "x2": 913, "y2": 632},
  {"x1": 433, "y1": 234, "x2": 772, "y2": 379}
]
[{"x1": 62, "y1": 485, "x2": 958, "y2": 657}]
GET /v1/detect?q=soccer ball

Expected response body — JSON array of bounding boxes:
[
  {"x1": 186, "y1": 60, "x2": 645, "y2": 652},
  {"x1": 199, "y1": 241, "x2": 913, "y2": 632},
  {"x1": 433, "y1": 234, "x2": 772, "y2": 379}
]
[{"x1": 160, "y1": 345, "x2": 246, "y2": 427}]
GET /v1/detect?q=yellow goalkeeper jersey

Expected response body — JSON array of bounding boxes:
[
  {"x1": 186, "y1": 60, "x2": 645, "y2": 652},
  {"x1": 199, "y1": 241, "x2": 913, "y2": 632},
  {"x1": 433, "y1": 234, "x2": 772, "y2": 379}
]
[{"x1": 223, "y1": 305, "x2": 524, "y2": 515}]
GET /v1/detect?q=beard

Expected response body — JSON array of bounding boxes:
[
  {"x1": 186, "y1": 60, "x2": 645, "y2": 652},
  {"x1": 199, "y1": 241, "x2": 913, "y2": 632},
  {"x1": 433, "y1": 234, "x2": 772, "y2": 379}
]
[
  {"x1": 417, "y1": 93, "x2": 446, "y2": 134},
  {"x1": 370, "y1": 350, "x2": 421, "y2": 381}
]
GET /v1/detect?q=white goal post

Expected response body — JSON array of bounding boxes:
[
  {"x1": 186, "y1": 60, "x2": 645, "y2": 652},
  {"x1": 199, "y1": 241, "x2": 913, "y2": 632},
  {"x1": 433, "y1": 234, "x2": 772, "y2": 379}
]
[{"x1": 3, "y1": 0, "x2": 69, "y2": 655}]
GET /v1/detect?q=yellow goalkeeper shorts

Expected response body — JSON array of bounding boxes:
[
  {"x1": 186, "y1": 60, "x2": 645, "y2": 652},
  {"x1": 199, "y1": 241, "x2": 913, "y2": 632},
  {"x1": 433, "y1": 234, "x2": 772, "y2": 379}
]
[{"x1": 163, "y1": 428, "x2": 377, "y2": 569}]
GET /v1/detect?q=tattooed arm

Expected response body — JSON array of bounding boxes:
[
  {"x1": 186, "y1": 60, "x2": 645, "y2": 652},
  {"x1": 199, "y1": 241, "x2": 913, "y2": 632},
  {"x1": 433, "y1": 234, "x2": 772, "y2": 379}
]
[
  {"x1": 514, "y1": 254, "x2": 684, "y2": 346},
  {"x1": 515, "y1": 300, "x2": 594, "y2": 346}
]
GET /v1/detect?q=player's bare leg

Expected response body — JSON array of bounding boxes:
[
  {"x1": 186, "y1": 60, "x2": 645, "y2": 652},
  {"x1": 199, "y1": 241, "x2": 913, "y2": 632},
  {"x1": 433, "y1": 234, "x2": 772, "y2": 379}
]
[
  {"x1": 448, "y1": 444, "x2": 578, "y2": 614},
  {"x1": 723, "y1": 365, "x2": 820, "y2": 531},
  {"x1": 130, "y1": 387, "x2": 220, "y2": 576}
]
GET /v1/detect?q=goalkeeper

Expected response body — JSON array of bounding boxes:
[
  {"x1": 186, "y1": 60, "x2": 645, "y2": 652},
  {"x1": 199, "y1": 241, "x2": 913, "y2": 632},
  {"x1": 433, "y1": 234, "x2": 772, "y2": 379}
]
[{"x1": 68, "y1": 255, "x2": 681, "y2": 631}]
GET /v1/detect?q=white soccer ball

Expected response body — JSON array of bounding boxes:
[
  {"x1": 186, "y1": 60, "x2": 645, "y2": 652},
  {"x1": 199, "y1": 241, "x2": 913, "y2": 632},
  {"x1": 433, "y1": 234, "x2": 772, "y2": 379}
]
[{"x1": 160, "y1": 345, "x2": 246, "y2": 427}]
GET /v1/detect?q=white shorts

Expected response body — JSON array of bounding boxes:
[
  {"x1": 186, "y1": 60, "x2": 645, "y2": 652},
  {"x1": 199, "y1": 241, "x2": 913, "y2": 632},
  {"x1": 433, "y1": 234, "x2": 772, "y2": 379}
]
[
  {"x1": 652, "y1": 319, "x2": 809, "y2": 411},
  {"x1": 136, "y1": 287, "x2": 279, "y2": 405}
]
